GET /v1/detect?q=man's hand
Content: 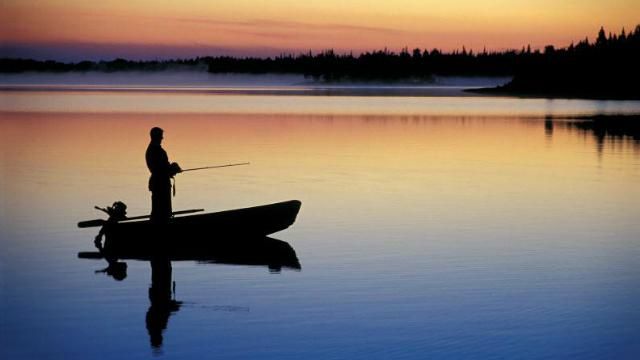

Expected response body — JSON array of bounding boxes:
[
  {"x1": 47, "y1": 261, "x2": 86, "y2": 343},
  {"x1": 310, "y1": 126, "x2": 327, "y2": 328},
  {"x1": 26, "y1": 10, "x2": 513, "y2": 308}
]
[{"x1": 170, "y1": 162, "x2": 182, "y2": 175}]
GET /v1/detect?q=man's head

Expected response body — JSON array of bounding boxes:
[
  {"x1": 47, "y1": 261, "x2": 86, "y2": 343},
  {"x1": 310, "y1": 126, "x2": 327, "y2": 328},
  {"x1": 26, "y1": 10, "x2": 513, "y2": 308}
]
[{"x1": 150, "y1": 127, "x2": 164, "y2": 144}]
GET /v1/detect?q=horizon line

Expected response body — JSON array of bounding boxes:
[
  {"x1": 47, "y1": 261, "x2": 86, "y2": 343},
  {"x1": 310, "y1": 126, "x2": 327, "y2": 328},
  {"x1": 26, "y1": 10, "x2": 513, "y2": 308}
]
[{"x1": 2, "y1": 24, "x2": 635, "y2": 63}]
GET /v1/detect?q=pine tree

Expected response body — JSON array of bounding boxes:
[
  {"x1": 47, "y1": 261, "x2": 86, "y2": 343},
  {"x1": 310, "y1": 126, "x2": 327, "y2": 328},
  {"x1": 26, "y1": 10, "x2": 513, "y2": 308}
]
[{"x1": 596, "y1": 26, "x2": 607, "y2": 46}]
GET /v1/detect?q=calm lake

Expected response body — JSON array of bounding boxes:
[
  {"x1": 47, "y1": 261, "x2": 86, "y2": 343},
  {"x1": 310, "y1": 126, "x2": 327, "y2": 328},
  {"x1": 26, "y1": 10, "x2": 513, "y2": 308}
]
[{"x1": 1, "y1": 77, "x2": 640, "y2": 359}]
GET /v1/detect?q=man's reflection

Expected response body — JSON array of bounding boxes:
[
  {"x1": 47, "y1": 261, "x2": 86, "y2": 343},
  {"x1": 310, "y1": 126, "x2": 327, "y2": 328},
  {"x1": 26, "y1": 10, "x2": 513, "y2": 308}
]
[{"x1": 146, "y1": 256, "x2": 181, "y2": 350}]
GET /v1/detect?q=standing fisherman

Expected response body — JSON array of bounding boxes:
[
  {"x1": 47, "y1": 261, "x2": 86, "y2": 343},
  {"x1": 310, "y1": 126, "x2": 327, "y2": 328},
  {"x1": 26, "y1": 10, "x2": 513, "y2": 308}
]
[{"x1": 146, "y1": 127, "x2": 182, "y2": 223}]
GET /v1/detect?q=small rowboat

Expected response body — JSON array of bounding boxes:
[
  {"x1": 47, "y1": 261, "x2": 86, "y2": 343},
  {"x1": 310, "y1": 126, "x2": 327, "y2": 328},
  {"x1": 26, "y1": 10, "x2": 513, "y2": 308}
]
[{"x1": 79, "y1": 200, "x2": 301, "y2": 259}]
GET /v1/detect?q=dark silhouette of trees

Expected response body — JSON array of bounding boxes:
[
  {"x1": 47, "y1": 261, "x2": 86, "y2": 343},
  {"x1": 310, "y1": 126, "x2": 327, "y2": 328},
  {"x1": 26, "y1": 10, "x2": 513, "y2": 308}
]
[
  {"x1": 202, "y1": 47, "x2": 521, "y2": 81},
  {"x1": 0, "y1": 48, "x2": 517, "y2": 80},
  {"x1": 2, "y1": 25, "x2": 638, "y2": 97},
  {"x1": 0, "y1": 57, "x2": 211, "y2": 73},
  {"x1": 490, "y1": 25, "x2": 640, "y2": 99}
]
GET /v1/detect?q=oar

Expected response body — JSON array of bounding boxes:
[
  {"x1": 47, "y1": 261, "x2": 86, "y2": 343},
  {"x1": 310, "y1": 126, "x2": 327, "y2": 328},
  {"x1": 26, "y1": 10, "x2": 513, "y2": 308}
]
[
  {"x1": 181, "y1": 162, "x2": 249, "y2": 172},
  {"x1": 78, "y1": 208, "x2": 205, "y2": 228}
]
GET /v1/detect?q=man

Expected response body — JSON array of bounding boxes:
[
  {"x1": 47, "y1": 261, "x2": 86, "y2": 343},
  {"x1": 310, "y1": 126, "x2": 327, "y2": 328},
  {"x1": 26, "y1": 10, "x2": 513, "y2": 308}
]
[{"x1": 146, "y1": 127, "x2": 181, "y2": 223}]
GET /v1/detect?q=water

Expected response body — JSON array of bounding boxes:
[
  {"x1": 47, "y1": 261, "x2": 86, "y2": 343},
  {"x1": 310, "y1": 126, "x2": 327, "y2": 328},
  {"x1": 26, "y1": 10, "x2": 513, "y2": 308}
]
[{"x1": 1, "y1": 82, "x2": 640, "y2": 359}]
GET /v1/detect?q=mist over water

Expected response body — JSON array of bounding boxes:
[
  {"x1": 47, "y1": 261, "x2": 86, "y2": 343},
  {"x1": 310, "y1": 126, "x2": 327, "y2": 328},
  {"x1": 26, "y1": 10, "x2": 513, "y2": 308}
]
[
  {"x1": 0, "y1": 71, "x2": 309, "y2": 87},
  {"x1": 0, "y1": 72, "x2": 511, "y2": 97},
  {"x1": 1, "y1": 87, "x2": 639, "y2": 359}
]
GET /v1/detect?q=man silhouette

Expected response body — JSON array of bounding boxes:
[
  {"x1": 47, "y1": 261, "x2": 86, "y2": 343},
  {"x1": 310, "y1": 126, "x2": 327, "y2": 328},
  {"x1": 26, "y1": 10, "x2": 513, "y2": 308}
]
[{"x1": 146, "y1": 127, "x2": 181, "y2": 223}]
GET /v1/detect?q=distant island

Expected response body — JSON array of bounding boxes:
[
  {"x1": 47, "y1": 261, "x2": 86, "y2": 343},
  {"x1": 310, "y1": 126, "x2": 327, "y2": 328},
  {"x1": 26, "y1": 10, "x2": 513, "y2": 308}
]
[
  {"x1": 1, "y1": 25, "x2": 638, "y2": 99},
  {"x1": 471, "y1": 26, "x2": 640, "y2": 99}
]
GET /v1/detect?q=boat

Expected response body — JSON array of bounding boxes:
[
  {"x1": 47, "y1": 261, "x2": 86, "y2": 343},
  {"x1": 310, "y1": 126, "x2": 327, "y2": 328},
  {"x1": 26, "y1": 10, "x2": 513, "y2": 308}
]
[{"x1": 78, "y1": 200, "x2": 302, "y2": 260}]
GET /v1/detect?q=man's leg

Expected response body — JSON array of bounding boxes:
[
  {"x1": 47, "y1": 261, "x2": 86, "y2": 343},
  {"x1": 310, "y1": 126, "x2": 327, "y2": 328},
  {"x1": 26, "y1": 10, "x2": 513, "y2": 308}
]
[{"x1": 151, "y1": 187, "x2": 172, "y2": 223}]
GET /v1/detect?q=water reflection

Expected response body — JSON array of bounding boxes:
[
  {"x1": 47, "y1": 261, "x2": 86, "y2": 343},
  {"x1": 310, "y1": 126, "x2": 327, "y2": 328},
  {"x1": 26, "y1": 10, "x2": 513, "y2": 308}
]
[
  {"x1": 527, "y1": 114, "x2": 640, "y2": 154},
  {"x1": 146, "y1": 256, "x2": 181, "y2": 352},
  {"x1": 544, "y1": 116, "x2": 554, "y2": 139},
  {"x1": 3, "y1": 104, "x2": 639, "y2": 359},
  {"x1": 79, "y1": 235, "x2": 300, "y2": 351},
  {"x1": 94, "y1": 260, "x2": 128, "y2": 281},
  {"x1": 565, "y1": 115, "x2": 640, "y2": 152}
]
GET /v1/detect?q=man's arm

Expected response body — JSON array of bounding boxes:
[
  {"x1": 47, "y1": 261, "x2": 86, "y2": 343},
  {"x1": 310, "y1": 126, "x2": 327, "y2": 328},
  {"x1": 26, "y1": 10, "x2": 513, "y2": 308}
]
[{"x1": 146, "y1": 146, "x2": 172, "y2": 176}]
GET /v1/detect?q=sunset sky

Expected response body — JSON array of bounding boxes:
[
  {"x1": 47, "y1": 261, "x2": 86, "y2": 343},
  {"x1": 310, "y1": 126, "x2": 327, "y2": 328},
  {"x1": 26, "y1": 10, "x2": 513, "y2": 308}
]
[{"x1": 1, "y1": 0, "x2": 638, "y2": 61}]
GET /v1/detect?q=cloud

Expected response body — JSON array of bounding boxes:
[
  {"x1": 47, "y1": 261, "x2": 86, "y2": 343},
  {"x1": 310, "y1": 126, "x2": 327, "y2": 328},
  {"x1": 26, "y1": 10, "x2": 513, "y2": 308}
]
[{"x1": 172, "y1": 17, "x2": 406, "y2": 36}]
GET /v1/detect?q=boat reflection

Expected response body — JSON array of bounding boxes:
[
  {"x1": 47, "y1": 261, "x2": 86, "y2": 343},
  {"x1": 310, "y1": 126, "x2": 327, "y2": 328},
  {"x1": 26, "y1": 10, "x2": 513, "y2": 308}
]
[
  {"x1": 79, "y1": 235, "x2": 301, "y2": 271},
  {"x1": 78, "y1": 236, "x2": 301, "y2": 351}
]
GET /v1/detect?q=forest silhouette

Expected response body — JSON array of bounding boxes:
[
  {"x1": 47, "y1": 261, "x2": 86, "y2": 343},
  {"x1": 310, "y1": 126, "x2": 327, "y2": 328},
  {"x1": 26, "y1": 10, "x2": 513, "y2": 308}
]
[
  {"x1": 477, "y1": 26, "x2": 640, "y2": 99},
  {"x1": 2, "y1": 25, "x2": 638, "y2": 98}
]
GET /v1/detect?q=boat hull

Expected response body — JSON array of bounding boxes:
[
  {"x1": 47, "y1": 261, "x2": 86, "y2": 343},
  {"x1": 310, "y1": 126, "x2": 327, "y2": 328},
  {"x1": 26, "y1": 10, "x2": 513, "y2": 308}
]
[{"x1": 98, "y1": 200, "x2": 301, "y2": 258}]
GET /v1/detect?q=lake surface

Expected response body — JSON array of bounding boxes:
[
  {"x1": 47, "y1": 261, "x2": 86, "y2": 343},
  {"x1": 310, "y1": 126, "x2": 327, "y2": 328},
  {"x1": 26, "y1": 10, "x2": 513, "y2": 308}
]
[{"x1": 1, "y1": 83, "x2": 640, "y2": 359}]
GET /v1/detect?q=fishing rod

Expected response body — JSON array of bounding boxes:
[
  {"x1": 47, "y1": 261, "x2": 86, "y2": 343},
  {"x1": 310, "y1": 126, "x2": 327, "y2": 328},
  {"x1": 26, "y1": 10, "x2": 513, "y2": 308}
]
[
  {"x1": 181, "y1": 162, "x2": 250, "y2": 172},
  {"x1": 171, "y1": 162, "x2": 249, "y2": 197}
]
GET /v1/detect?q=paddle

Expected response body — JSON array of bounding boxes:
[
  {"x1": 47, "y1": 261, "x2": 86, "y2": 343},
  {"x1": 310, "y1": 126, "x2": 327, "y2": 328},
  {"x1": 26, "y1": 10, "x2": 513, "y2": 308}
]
[
  {"x1": 181, "y1": 162, "x2": 250, "y2": 172},
  {"x1": 78, "y1": 208, "x2": 204, "y2": 228}
]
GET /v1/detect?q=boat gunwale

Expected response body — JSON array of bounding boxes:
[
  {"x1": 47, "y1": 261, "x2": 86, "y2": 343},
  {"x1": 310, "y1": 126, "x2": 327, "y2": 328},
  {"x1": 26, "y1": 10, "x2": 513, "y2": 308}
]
[{"x1": 105, "y1": 200, "x2": 301, "y2": 226}]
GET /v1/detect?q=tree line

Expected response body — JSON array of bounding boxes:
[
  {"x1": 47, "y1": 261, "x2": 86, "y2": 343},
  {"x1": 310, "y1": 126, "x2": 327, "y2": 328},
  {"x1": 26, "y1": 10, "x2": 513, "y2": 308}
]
[
  {"x1": 204, "y1": 47, "x2": 522, "y2": 81},
  {"x1": 0, "y1": 58, "x2": 209, "y2": 73},
  {"x1": 1, "y1": 25, "x2": 638, "y2": 97},
  {"x1": 0, "y1": 47, "x2": 520, "y2": 79},
  {"x1": 488, "y1": 25, "x2": 640, "y2": 99}
]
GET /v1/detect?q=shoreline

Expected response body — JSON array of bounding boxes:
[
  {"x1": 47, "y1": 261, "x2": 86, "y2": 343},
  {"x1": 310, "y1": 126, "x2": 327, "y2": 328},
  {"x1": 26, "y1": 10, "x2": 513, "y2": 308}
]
[
  {"x1": 0, "y1": 83, "x2": 488, "y2": 97},
  {"x1": 4, "y1": 83, "x2": 638, "y2": 101}
]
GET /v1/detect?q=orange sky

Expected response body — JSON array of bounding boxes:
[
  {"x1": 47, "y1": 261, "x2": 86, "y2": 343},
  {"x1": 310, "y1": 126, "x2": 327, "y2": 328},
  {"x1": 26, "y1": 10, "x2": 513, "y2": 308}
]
[{"x1": 1, "y1": 0, "x2": 638, "y2": 60}]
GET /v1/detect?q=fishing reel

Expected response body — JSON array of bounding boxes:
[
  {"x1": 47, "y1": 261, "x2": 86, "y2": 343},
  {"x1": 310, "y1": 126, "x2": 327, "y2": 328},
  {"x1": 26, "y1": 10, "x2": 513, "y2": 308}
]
[
  {"x1": 95, "y1": 201, "x2": 128, "y2": 221},
  {"x1": 169, "y1": 162, "x2": 182, "y2": 176},
  {"x1": 107, "y1": 201, "x2": 128, "y2": 220}
]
